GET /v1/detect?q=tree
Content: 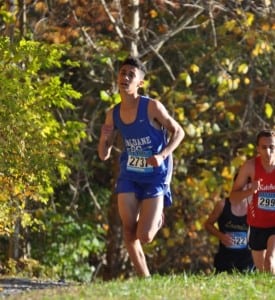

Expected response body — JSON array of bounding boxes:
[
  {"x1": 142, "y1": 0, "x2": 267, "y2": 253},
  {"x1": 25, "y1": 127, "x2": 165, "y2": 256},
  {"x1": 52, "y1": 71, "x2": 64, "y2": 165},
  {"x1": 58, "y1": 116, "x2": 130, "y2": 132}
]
[
  {"x1": 0, "y1": 37, "x2": 86, "y2": 260},
  {"x1": 0, "y1": 0, "x2": 274, "y2": 279}
]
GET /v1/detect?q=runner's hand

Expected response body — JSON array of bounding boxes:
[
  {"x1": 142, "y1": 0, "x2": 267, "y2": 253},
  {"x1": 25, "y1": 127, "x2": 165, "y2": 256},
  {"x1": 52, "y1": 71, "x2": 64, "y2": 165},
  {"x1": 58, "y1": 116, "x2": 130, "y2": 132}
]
[{"x1": 146, "y1": 154, "x2": 165, "y2": 167}]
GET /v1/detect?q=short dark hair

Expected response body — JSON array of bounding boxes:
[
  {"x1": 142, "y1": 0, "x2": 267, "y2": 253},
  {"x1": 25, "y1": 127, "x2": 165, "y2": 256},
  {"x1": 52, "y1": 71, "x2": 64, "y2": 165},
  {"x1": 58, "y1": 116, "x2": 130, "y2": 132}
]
[
  {"x1": 256, "y1": 129, "x2": 275, "y2": 145},
  {"x1": 120, "y1": 56, "x2": 147, "y2": 75}
]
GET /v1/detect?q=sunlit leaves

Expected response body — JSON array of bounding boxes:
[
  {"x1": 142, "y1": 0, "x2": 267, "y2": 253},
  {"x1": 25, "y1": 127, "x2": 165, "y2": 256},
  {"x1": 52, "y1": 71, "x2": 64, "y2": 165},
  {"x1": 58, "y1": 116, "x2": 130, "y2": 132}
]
[
  {"x1": 234, "y1": 143, "x2": 255, "y2": 158},
  {"x1": 243, "y1": 12, "x2": 255, "y2": 27},
  {"x1": 57, "y1": 164, "x2": 71, "y2": 181},
  {"x1": 174, "y1": 107, "x2": 185, "y2": 122},
  {"x1": 0, "y1": 37, "x2": 86, "y2": 234},
  {"x1": 265, "y1": 103, "x2": 273, "y2": 119},
  {"x1": 244, "y1": 77, "x2": 250, "y2": 85},
  {"x1": 224, "y1": 19, "x2": 237, "y2": 32},
  {"x1": 225, "y1": 111, "x2": 235, "y2": 122},
  {"x1": 196, "y1": 102, "x2": 210, "y2": 113},
  {"x1": 232, "y1": 10, "x2": 255, "y2": 28},
  {"x1": 100, "y1": 90, "x2": 110, "y2": 101},
  {"x1": 100, "y1": 90, "x2": 121, "y2": 104},
  {"x1": 0, "y1": 9, "x2": 15, "y2": 24},
  {"x1": 179, "y1": 71, "x2": 192, "y2": 87},
  {"x1": 238, "y1": 63, "x2": 249, "y2": 74},
  {"x1": 149, "y1": 9, "x2": 158, "y2": 18},
  {"x1": 98, "y1": 39, "x2": 121, "y2": 52},
  {"x1": 217, "y1": 76, "x2": 241, "y2": 97},
  {"x1": 252, "y1": 40, "x2": 272, "y2": 57},
  {"x1": 185, "y1": 123, "x2": 196, "y2": 137},
  {"x1": 215, "y1": 101, "x2": 225, "y2": 111},
  {"x1": 190, "y1": 64, "x2": 200, "y2": 73}
]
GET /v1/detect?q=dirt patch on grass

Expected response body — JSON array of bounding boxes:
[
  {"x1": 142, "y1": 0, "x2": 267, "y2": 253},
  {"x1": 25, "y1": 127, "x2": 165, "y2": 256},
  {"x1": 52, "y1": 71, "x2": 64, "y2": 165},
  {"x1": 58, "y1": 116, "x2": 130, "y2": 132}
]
[{"x1": 0, "y1": 277, "x2": 68, "y2": 298}]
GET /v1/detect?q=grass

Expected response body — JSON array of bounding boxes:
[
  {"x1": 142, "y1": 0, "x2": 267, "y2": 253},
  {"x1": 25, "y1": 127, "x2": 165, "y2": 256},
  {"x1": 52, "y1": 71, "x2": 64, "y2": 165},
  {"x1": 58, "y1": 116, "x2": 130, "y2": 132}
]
[{"x1": 5, "y1": 272, "x2": 275, "y2": 300}]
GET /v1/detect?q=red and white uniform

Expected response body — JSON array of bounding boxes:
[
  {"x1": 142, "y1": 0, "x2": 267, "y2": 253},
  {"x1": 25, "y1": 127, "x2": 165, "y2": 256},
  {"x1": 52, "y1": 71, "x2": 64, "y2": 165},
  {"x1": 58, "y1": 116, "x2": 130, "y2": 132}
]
[{"x1": 247, "y1": 156, "x2": 275, "y2": 228}]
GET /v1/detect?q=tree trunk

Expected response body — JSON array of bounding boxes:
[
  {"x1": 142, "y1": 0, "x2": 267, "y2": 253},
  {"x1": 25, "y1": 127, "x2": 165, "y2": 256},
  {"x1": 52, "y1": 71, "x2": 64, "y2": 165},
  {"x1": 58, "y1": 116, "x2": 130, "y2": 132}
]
[
  {"x1": 103, "y1": 134, "x2": 127, "y2": 280},
  {"x1": 4, "y1": 0, "x2": 15, "y2": 42},
  {"x1": 8, "y1": 218, "x2": 21, "y2": 260},
  {"x1": 130, "y1": 0, "x2": 140, "y2": 56},
  {"x1": 18, "y1": 0, "x2": 27, "y2": 38}
]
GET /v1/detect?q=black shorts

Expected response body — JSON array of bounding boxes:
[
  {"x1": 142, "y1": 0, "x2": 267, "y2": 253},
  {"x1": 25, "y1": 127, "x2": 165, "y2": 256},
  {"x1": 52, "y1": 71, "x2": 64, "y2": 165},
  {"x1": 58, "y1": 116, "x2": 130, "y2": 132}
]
[
  {"x1": 214, "y1": 249, "x2": 254, "y2": 273},
  {"x1": 248, "y1": 226, "x2": 275, "y2": 251}
]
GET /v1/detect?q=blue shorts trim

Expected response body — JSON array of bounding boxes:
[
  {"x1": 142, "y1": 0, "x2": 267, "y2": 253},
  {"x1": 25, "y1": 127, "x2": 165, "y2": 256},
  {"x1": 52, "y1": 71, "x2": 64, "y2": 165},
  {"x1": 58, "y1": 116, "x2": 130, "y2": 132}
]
[{"x1": 115, "y1": 178, "x2": 172, "y2": 207}]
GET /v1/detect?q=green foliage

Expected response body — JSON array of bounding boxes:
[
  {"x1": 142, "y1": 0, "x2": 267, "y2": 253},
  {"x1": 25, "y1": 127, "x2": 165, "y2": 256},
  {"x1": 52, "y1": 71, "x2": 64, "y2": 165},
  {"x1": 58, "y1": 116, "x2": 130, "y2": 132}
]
[
  {"x1": 0, "y1": 37, "x2": 86, "y2": 233},
  {"x1": 38, "y1": 213, "x2": 105, "y2": 282},
  {"x1": 25, "y1": 182, "x2": 111, "y2": 282},
  {"x1": 1, "y1": 1, "x2": 275, "y2": 280},
  {"x1": 3, "y1": 258, "x2": 46, "y2": 278}
]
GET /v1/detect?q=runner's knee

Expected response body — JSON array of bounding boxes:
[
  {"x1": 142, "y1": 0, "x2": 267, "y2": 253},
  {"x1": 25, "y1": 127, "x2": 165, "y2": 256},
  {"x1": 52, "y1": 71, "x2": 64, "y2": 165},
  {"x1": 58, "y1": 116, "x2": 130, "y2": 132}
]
[
  {"x1": 123, "y1": 225, "x2": 137, "y2": 242},
  {"x1": 137, "y1": 230, "x2": 155, "y2": 244}
]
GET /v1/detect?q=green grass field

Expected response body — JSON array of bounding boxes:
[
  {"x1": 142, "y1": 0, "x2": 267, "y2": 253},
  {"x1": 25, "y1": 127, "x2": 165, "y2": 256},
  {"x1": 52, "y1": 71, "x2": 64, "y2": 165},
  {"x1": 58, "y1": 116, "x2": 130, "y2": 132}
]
[{"x1": 6, "y1": 272, "x2": 275, "y2": 300}]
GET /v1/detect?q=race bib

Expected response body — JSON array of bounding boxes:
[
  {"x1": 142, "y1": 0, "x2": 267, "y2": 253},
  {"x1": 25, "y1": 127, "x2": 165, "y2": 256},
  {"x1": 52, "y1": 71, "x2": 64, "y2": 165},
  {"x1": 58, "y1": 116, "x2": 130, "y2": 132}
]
[
  {"x1": 258, "y1": 192, "x2": 275, "y2": 211},
  {"x1": 226, "y1": 232, "x2": 247, "y2": 249},
  {"x1": 126, "y1": 150, "x2": 153, "y2": 173}
]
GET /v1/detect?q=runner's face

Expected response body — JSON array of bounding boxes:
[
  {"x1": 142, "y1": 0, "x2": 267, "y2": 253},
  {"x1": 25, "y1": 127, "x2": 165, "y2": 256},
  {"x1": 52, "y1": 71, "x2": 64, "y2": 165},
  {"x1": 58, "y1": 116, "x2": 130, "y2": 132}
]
[
  {"x1": 117, "y1": 65, "x2": 143, "y2": 94},
  {"x1": 257, "y1": 136, "x2": 275, "y2": 166}
]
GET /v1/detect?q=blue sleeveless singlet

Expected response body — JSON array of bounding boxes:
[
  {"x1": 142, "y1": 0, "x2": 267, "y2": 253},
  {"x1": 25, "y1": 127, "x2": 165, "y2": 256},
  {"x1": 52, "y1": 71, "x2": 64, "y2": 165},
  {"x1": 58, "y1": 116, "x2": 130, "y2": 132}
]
[{"x1": 113, "y1": 96, "x2": 173, "y2": 185}]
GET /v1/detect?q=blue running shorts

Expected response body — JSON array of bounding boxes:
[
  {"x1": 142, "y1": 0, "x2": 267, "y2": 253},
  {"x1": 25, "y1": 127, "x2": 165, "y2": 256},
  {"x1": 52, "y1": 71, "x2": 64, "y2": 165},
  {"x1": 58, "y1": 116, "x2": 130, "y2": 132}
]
[{"x1": 115, "y1": 178, "x2": 172, "y2": 207}]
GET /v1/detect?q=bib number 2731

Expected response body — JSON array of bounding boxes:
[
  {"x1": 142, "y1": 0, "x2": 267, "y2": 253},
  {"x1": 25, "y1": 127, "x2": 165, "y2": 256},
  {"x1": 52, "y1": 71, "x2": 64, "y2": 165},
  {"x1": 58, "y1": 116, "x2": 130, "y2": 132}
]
[{"x1": 127, "y1": 152, "x2": 153, "y2": 173}]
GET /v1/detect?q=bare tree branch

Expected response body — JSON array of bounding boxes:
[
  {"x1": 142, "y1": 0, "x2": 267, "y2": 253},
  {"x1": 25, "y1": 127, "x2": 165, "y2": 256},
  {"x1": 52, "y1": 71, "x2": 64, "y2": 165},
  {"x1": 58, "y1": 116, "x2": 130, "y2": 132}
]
[
  {"x1": 149, "y1": 45, "x2": 176, "y2": 80},
  {"x1": 100, "y1": 0, "x2": 124, "y2": 40},
  {"x1": 209, "y1": 1, "x2": 217, "y2": 48},
  {"x1": 83, "y1": 175, "x2": 101, "y2": 211},
  {"x1": 140, "y1": 4, "x2": 205, "y2": 56},
  {"x1": 70, "y1": 6, "x2": 100, "y2": 51}
]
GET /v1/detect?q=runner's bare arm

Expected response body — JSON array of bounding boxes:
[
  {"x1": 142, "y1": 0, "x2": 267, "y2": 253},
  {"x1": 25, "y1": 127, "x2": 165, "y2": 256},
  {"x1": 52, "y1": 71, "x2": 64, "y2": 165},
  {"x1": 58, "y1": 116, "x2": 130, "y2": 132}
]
[
  {"x1": 229, "y1": 159, "x2": 261, "y2": 204},
  {"x1": 205, "y1": 200, "x2": 232, "y2": 247},
  {"x1": 98, "y1": 108, "x2": 116, "y2": 161},
  {"x1": 146, "y1": 99, "x2": 185, "y2": 167}
]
